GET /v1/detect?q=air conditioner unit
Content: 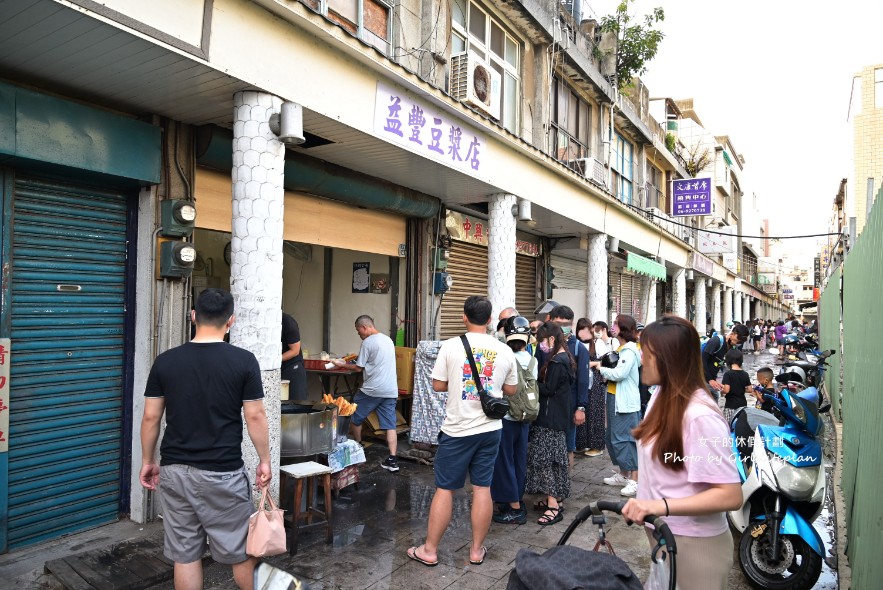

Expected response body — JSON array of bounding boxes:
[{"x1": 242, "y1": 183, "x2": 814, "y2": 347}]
[
  {"x1": 569, "y1": 157, "x2": 606, "y2": 186},
  {"x1": 449, "y1": 52, "x2": 502, "y2": 120}
]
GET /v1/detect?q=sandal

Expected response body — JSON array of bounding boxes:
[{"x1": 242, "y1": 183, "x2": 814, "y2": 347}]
[
  {"x1": 533, "y1": 499, "x2": 564, "y2": 512},
  {"x1": 537, "y1": 506, "x2": 563, "y2": 526}
]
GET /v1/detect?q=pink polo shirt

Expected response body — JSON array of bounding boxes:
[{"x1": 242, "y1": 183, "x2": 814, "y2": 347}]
[{"x1": 637, "y1": 389, "x2": 740, "y2": 537}]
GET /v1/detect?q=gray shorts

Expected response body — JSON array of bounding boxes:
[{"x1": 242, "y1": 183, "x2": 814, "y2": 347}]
[{"x1": 159, "y1": 463, "x2": 254, "y2": 564}]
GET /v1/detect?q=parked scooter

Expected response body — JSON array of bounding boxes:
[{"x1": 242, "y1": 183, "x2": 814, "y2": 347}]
[{"x1": 728, "y1": 372, "x2": 826, "y2": 590}]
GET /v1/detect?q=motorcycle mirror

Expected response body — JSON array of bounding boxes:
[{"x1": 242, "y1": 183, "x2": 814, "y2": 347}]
[{"x1": 254, "y1": 562, "x2": 304, "y2": 590}]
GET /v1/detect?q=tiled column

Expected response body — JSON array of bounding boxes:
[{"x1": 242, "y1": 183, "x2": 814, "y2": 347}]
[
  {"x1": 711, "y1": 282, "x2": 722, "y2": 332},
  {"x1": 723, "y1": 287, "x2": 733, "y2": 328},
  {"x1": 672, "y1": 269, "x2": 687, "y2": 319},
  {"x1": 647, "y1": 279, "x2": 658, "y2": 323},
  {"x1": 694, "y1": 277, "x2": 707, "y2": 335},
  {"x1": 588, "y1": 234, "x2": 608, "y2": 324},
  {"x1": 487, "y1": 194, "x2": 518, "y2": 322},
  {"x1": 231, "y1": 90, "x2": 285, "y2": 502}
]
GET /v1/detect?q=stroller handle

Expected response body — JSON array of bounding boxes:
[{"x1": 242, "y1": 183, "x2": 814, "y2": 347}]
[{"x1": 569, "y1": 500, "x2": 677, "y2": 556}]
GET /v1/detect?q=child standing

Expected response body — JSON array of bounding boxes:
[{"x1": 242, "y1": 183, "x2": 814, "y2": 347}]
[{"x1": 721, "y1": 348, "x2": 750, "y2": 424}]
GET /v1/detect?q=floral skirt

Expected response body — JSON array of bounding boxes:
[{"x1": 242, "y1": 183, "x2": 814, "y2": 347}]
[
  {"x1": 576, "y1": 368, "x2": 606, "y2": 451},
  {"x1": 525, "y1": 426, "x2": 571, "y2": 500}
]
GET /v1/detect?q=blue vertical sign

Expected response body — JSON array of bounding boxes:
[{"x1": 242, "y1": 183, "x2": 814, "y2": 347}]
[{"x1": 672, "y1": 178, "x2": 712, "y2": 217}]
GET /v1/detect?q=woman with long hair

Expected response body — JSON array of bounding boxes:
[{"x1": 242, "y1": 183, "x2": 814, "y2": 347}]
[
  {"x1": 524, "y1": 322, "x2": 575, "y2": 525},
  {"x1": 575, "y1": 318, "x2": 606, "y2": 457},
  {"x1": 622, "y1": 315, "x2": 742, "y2": 590},
  {"x1": 590, "y1": 314, "x2": 641, "y2": 497}
]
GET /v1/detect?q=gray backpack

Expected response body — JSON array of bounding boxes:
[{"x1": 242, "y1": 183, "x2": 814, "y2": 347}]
[{"x1": 508, "y1": 357, "x2": 540, "y2": 422}]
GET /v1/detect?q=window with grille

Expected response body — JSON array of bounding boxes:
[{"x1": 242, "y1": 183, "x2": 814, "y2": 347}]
[
  {"x1": 611, "y1": 132, "x2": 633, "y2": 204},
  {"x1": 451, "y1": 0, "x2": 521, "y2": 132},
  {"x1": 318, "y1": 0, "x2": 391, "y2": 54},
  {"x1": 550, "y1": 76, "x2": 592, "y2": 167}
]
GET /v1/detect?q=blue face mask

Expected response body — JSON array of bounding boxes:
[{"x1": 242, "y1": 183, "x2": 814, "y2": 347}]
[{"x1": 561, "y1": 326, "x2": 573, "y2": 336}]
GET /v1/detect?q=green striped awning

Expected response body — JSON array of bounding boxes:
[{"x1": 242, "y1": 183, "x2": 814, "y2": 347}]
[{"x1": 627, "y1": 253, "x2": 667, "y2": 281}]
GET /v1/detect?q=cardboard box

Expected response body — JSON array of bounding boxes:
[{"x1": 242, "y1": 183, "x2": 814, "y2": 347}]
[
  {"x1": 365, "y1": 409, "x2": 408, "y2": 434},
  {"x1": 395, "y1": 346, "x2": 417, "y2": 393},
  {"x1": 329, "y1": 465, "x2": 360, "y2": 491}
]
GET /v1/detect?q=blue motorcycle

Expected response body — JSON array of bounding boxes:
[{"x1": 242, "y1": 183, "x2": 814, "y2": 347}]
[{"x1": 728, "y1": 373, "x2": 826, "y2": 589}]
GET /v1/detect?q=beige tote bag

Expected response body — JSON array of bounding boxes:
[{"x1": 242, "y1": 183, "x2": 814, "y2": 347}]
[{"x1": 246, "y1": 486, "x2": 287, "y2": 557}]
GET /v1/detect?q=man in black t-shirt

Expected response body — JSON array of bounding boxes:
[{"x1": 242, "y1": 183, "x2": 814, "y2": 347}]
[
  {"x1": 141, "y1": 288, "x2": 270, "y2": 589},
  {"x1": 703, "y1": 323, "x2": 749, "y2": 399},
  {"x1": 281, "y1": 312, "x2": 308, "y2": 401}
]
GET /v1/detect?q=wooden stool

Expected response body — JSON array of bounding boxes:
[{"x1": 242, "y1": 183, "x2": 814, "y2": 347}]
[{"x1": 279, "y1": 461, "x2": 333, "y2": 555}]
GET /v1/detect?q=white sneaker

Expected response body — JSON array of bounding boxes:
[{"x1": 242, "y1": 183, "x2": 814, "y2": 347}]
[
  {"x1": 620, "y1": 479, "x2": 638, "y2": 497},
  {"x1": 603, "y1": 471, "x2": 629, "y2": 486}
]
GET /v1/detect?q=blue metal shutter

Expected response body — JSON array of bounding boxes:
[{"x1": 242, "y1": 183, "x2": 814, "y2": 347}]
[{"x1": 7, "y1": 177, "x2": 127, "y2": 549}]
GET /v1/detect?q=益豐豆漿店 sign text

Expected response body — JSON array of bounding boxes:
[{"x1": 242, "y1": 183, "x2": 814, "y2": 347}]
[
  {"x1": 374, "y1": 82, "x2": 487, "y2": 176},
  {"x1": 672, "y1": 178, "x2": 712, "y2": 217}
]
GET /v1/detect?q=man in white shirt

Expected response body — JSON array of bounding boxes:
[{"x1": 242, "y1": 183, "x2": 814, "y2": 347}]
[{"x1": 407, "y1": 296, "x2": 518, "y2": 568}]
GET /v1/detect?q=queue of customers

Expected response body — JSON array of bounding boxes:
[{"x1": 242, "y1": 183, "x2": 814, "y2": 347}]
[{"x1": 410, "y1": 296, "x2": 742, "y2": 590}]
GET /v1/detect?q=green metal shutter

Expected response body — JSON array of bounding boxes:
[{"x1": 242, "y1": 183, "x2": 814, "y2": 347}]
[{"x1": 7, "y1": 177, "x2": 127, "y2": 549}]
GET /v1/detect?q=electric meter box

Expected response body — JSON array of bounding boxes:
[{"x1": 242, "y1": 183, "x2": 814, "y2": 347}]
[
  {"x1": 160, "y1": 199, "x2": 197, "y2": 237},
  {"x1": 433, "y1": 272, "x2": 453, "y2": 294},
  {"x1": 160, "y1": 241, "x2": 197, "y2": 278}
]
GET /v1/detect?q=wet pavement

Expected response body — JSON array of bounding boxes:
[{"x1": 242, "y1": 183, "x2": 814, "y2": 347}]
[{"x1": 133, "y1": 348, "x2": 835, "y2": 590}]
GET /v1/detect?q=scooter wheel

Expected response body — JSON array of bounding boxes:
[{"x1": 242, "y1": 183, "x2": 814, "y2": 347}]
[{"x1": 738, "y1": 528, "x2": 822, "y2": 590}]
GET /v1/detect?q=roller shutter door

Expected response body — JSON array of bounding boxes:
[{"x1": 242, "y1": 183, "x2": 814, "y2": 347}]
[
  {"x1": 608, "y1": 271, "x2": 643, "y2": 323},
  {"x1": 515, "y1": 254, "x2": 538, "y2": 321},
  {"x1": 550, "y1": 254, "x2": 587, "y2": 290},
  {"x1": 439, "y1": 243, "x2": 538, "y2": 339},
  {"x1": 439, "y1": 241, "x2": 488, "y2": 339},
  {"x1": 6, "y1": 177, "x2": 127, "y2": 549}
]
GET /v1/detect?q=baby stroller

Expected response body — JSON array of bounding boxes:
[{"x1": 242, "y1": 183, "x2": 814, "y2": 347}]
[{"x1": 506, "y1": 500, "x2": 677, "y2": 590}]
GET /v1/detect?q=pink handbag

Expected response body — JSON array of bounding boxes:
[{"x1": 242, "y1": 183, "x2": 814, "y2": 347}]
[{"x1": 246, "y1": 486, "x2": 287, "y2": 557}]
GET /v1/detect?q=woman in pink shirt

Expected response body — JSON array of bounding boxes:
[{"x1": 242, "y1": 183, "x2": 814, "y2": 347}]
[{"x1": 622, "y1": 316, "x2": 742, "y2": 590}]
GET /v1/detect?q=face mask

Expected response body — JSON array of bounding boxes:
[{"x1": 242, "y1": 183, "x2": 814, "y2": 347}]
[
  {"x1": 539, "y1": 341, "x2": 551, "y2": 353},
  {"x1": 593, "y1": 331, "x2": 602, "y2": 338},
  {"x1": 561, "y1": 326, "x2": 572, "y2": 336}
]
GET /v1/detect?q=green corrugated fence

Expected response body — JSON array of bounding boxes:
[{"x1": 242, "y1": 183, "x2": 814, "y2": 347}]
[{"x1": 823, "y1": 185, "x2": 883, "y2": 589}]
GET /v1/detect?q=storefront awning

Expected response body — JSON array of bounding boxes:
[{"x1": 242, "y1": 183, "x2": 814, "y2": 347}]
[{"x1": 627, "y1": 253, "x2": 667, "y2": 281}]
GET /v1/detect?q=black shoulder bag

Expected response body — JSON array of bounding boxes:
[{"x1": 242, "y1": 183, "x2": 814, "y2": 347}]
[{"x1": 460, "y1": 335, "x2": 510, "y2": 420}]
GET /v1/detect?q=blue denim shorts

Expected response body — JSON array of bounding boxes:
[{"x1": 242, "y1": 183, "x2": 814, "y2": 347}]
[
  {"x1": 351, "y1": 391, "x2": 397, "y2": 430},
  {"x1": 434, "y1": 429, "x2": 502, "y2": 490}
]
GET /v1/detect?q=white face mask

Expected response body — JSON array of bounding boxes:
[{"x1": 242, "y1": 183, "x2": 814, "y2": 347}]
[{"x1": 593, "y1": 331, "x2": 602, "y2": 338}]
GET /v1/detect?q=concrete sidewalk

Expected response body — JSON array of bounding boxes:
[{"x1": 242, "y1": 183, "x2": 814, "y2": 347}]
[{"x1": 2, "y1": 349, "x2": 837, "y2": 589}]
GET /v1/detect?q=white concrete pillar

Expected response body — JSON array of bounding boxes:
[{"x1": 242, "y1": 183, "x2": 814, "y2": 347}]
[
  {"x1": 231, "y1": 90, "x2": 286, "y2": 502},
  {"x1": 723, "y1": 287, "x2": 733, "y2": 328},
  {"x1": 743, "y1": 295, "x2": 751, "y2": 324},
  {"x1": 647, "y1": 280, "x2": 658, "y2": 323},
  {"x1": 694, "y1": 278, "x2": 707, "y2": 335},
  {"x1": 734, "y1": 292, "x2": 743, "y2": 323},
  {"x1": 588, "y1": 234, "x2": 608, "y2": 323},
  {"x1": 487, "y1": 194, "x2": 518, "y2": 321},
  {"x1": 673, "y1": 269, "x2": 687, "y2": 318},
  {"x1": 711, "y1": 282, "x2": 722, "y2": 332}
]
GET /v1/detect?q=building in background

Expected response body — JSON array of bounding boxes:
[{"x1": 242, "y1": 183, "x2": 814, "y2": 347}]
[{"x1": 847, "y1": 64, "x2": 883, "y2": 236}]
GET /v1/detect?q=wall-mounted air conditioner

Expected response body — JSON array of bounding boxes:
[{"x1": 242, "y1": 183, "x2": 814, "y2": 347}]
[
  {"x1": 647, "y1": 207, "x2": 675, "y2": 235},
  {"x1": 449, "y1": 52, "x2": 502, "y2": 120},
  {"x1": 569, "y1": 157, "x2": 606, "y2": 186}
]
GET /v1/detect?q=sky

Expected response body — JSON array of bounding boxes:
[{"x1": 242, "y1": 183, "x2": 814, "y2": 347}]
[{"x1": 586, "y1": 0, "x2": 882, "y2": 263}]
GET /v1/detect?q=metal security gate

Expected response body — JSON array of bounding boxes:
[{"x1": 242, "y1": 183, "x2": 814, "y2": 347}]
[
  {"x1": 514, "y1": 254, "x2": 537, "y2": 322},
  {"x1": 439, "y1": 241, "x2": 538, "y2": 339},
  {"x1": 608, "y1": 270, "x2": 643, "y2": 323},
  {"x1": 6, "y1": 177, "x2": 128, "y2": 549},
  {"x1": 440, "y1": 241, "x2": 488, "y2": 339}
]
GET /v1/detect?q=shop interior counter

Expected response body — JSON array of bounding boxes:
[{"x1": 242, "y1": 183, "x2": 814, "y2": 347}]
[{"x1": 304, "y1": 360, "x2": 361, "y2": 398}]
